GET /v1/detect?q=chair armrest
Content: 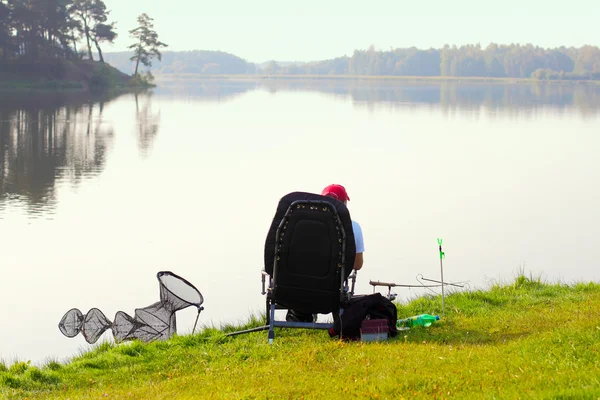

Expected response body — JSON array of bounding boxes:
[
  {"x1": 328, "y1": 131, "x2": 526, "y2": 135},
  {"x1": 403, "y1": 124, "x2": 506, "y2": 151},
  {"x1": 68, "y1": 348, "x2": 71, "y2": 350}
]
[
  {"x1": 349, "y1": 271, "x2": 357, "y2": 296},
  {"x1": 261, "y1": 270, "x2": 270, "y2": 295}
]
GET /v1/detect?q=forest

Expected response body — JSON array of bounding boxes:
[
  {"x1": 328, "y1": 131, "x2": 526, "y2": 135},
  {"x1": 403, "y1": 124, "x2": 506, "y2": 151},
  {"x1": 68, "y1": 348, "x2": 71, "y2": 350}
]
[
  {"x1": 1, "y1": 1, "x2": 599, "y2": 81},
  {"x1": 0, "y1": 0, "x2": 167, "y2": 88},
  {"x1": 0, "y1": 0, "x2": 116, "y2": 63},
  {"x1": 263, "y1": 44, "x2": 600, "y2": 80},
  {"x1": 105, "y1": 44, "x2": 600, "y2": 81}
]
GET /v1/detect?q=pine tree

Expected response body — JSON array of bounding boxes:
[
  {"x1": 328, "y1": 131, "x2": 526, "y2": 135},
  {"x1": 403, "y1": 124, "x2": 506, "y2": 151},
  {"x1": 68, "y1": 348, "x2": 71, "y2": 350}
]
[{"x1": 128, "y1": 13, "x2": 167, "y2": 76}]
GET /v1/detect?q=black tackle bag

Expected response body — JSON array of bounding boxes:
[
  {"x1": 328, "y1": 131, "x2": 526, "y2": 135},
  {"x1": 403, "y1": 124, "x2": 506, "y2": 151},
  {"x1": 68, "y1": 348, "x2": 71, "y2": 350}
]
[{"x1": 329, "y1": 293, "x2": 398, "y2": 340}]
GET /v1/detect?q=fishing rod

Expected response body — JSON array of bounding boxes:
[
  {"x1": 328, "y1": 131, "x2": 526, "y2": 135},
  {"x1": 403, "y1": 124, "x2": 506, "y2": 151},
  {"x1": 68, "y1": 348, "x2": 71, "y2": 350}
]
[
  {"x1": 369, "y1": 276, "x2": 467, "y2": 290},
  {"x1": 369, "y1": 280, "x2": 449, "y2": 301},
  {"x1": 371, "y1": 239, "x2": 466, "y2": 316},
  {"x1": 416, "y1": 274, "x2": 468, "y2": 289},
  {"x1": 369, "y1": 280, "x2": 450, "y2": 289}
]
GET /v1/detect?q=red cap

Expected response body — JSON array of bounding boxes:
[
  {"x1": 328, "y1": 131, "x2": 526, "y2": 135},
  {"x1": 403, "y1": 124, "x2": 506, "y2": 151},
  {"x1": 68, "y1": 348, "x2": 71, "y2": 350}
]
[{"x1": 321, "y1": 184, "x2": 350, "y2": 201}]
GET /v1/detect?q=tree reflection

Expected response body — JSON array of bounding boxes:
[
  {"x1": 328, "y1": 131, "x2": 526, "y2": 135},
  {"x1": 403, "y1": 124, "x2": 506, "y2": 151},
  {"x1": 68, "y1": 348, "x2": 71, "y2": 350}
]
[
  {"x1": 135, "y1": 92, "x2": 160, "y2": 158},
  {"x1": 0, "y1": 92, "x2": 121, "y2": 215},
  {"x1": 257, "y1": 79, "x2": 600, "y2": 117},
  {"x1": 164, "y1": 78, "x2": 600, "y2": 118},
  {"x1": 153, "y1": 78, "x2": 258, "y2": 102}
]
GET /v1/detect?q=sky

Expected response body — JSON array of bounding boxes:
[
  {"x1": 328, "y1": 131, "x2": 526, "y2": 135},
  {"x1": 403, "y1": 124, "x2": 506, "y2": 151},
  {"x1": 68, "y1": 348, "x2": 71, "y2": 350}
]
[{"x1": 102, "y1": 0, "x2": 599, "y2": 62}]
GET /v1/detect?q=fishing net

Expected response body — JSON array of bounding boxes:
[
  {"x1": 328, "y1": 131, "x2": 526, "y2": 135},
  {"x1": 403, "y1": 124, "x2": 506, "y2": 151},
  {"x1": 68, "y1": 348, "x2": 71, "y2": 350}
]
[{"x1": 58, "y1": 271, "x2": 204, "y2": 344}]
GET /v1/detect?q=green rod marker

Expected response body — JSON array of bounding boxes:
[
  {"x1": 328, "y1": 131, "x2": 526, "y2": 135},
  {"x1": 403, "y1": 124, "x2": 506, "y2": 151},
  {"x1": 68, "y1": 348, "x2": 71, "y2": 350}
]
[
  {"x1": 437, "y1": 238, "x2": 445, "y2": 317},
  {"x1": 437, "y1": 238, "x2": 445, "y2": 259}
]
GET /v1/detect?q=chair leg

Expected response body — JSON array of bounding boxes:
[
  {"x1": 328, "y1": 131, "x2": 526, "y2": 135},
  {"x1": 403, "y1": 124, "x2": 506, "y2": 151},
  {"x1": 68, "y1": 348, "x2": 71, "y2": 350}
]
[
  {"x1": 265, "y1": 297, "x2": 271, "y2": 325},
  {"x1": 268, "y1": 303, "x2": 276, "y2": 344},
  {"x1": 333, "y1": 309, "x2": 341, "y2": 324}
]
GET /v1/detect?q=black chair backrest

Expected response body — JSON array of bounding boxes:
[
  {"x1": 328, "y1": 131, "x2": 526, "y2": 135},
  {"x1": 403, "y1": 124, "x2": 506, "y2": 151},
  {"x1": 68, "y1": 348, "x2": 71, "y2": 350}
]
[{"x1": 264, "y1": 192, "x2": 356, "y2": 314}]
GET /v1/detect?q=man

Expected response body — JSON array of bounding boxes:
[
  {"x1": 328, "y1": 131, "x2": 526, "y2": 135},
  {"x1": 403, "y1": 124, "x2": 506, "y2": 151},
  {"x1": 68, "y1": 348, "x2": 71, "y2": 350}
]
[
  {"x1": 286, "y1": 184, "x2": 365, "y2": 322},
  {"x1": 321, "y1": 184, "x2": 364, "y2": 271}
]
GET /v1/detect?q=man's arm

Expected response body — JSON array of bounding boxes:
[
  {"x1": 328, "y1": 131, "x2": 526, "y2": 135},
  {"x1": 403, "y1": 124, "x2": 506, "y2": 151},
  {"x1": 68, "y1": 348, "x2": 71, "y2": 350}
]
[
  {"x1": 353, "y1": 252, "x2": 363, "y2": 271},
  {"x1": 351, "y1": 220, "x2": 365, "y2": 271}
]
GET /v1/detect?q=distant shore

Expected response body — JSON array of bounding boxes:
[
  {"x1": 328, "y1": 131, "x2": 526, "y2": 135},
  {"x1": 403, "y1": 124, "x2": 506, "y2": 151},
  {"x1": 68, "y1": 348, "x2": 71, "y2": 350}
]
[
  {"x1": 153, "y1": 73, "x2": 600, "y2": 85},
  {"x1": 3, "y1": 71, "x2": 597, "y2": 93}
]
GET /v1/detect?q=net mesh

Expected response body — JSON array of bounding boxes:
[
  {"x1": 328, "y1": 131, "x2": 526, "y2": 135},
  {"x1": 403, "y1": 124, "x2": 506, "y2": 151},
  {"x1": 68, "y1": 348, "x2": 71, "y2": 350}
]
[
  {"x1": 58, "y1": 271, "x2": 203, "y2": 344},
  {"x1": 58, "y1": 308, "x2": 84, "y2": 338},
  {"x1": 81, "y1": 308, "x2": 112, "y2": 344}
]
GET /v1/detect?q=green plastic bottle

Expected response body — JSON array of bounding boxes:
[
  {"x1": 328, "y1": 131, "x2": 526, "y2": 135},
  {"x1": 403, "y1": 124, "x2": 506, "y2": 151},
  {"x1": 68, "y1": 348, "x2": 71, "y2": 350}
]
[{"x1": 396, "y1": 314, "x2": 440, "y2": 328}]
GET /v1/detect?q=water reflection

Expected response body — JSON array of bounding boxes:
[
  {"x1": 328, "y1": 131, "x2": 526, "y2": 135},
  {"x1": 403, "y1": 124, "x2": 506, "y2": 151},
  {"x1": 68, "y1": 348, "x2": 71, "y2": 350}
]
[
  {"x1": 0, "y1": 92, "x2": 123, "y2": 216},
  {"x1": 153, "y1": 77, "x2": 258, "y2": 102},
  {"x1": 135, "y1": 92, "x2": 160, "y2": 158},
  {"x1": 155, "y1": 78, "x2": 600, "y2": 118},
  {"x1": 1, "y1": 80, "x2": 598, "y2": 364}
]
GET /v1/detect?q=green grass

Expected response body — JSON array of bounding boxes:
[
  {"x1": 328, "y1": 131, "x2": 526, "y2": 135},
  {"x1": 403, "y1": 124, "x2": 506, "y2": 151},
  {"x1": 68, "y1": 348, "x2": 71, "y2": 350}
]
[
  {"x1": 0, "y1": 60, "x2": 150, "y2": 92},
  {"x1": 2, "y1": 276, "x2": 599, "y2": 399},
  {"x1": 0, "y1": 79, "x2": 84, "y2": 91}
]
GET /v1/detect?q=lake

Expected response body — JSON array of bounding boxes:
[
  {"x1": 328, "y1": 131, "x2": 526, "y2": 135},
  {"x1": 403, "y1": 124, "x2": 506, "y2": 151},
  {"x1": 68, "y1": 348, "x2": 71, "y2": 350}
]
[{"x1": 1, "y1": 78, "x2": 599, "y2": 364}]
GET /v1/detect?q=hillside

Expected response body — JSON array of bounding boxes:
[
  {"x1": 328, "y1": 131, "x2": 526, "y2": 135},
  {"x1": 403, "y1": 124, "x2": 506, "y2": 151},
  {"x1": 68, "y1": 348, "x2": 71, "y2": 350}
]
[
  {"x1": 103, "y1": 50, "x2": 257, "y2": 75},
  {"x1": 104, "y1": 44, "x2": 600, "y2": 81},
  {"x1": 2, "y1": 276, "x2": 599, "y2": 399},
  {"x1": 0, "y1": 60, "x2": 137, "y2": 91}
]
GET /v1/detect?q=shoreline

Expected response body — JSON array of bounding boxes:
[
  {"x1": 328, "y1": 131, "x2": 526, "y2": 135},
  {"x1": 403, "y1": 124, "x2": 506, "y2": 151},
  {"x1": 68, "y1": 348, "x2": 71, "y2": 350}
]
[
  {"x1": 1, "y1": 276, "x2": 599, "y2": 399},
  {"x1": 153, "y1": 73, "x2": 600, "y2": 85},
  {"x1": 0, "y1": 79, "x2": 152, "y2": 93},
  {"x1": 0, "y1": 60, "x2": 153, "y2": 93},
  {"x1": 1, "y1": 73, "x2": 598, "y2": 94}
]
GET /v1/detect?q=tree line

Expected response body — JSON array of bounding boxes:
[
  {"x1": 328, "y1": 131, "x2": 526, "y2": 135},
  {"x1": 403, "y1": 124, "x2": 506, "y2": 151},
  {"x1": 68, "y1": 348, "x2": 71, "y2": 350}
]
[
  {"x1": 0, "y1": 0, "x2": 166, "y2": 78},
  {"x1": 103, "y1": 50, "x2": 255, "y2": 75},
  {"x1": 105, "y1": 44, "x2": 600, "y2": 81},
  {"x1": 264, "y1": 44, "x2": 600, "y2": 80},
  {"x1": 1, "y1": 2, "x2": 596, "y2": 82},
  {"x1": 0, "y1": 0, "x2": 116, "y2": 62}
]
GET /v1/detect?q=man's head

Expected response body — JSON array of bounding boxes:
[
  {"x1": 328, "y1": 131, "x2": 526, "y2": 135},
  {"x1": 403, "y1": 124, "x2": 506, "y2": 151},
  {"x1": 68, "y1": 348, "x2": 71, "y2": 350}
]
[{"x1": 321, "y1": 184, "x2": 350, "y2": 204}]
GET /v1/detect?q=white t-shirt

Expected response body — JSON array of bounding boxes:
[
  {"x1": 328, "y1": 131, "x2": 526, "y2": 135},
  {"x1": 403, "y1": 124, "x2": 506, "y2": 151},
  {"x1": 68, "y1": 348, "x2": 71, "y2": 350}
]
[{"x1": 352, "y1": 220, "x2": 365, "y2": 253}]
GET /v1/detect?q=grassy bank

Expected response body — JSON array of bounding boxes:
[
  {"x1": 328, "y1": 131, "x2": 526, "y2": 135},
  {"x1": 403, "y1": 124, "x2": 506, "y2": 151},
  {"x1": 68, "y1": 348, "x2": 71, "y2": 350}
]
[
  {"x1": 0, "y1": 60, "x2": 151, "y2": 92},
  {"x1": 2, "y1": 276, "x2": 599, "y2": 399},
  {"x1": 0, "y1": 79, "x2": 84, "y2": 91}
]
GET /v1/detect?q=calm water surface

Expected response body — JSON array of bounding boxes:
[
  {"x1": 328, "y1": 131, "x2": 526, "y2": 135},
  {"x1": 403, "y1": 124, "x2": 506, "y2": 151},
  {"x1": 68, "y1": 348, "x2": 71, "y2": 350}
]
[{"x1": 1, "y1": 80, "x2": 599, "y2": 363}]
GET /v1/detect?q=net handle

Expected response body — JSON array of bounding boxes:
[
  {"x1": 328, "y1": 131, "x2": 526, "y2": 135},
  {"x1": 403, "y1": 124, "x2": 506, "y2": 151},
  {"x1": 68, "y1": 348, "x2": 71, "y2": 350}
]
[{"x1": 192, "y1": 306, "x2": 205, "y2": 334}]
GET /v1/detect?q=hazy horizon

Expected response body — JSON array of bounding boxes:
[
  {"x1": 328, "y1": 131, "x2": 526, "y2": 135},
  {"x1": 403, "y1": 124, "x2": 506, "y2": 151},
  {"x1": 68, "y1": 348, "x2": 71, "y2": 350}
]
[
  {"x1": 104, "y1": 42, "x2": 597, "y2": 66},
  {"x1": 101, "y1": 0, "x2": 599, "y2": 63}
]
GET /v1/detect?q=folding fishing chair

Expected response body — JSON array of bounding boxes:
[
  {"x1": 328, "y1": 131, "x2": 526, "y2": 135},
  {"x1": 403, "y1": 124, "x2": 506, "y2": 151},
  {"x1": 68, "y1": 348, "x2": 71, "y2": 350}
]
[{"x1": 260, "y1": 191, "x2": 357, "y2": 343}]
